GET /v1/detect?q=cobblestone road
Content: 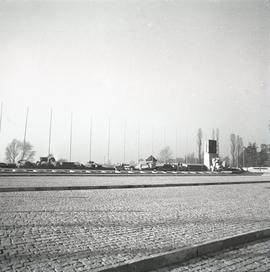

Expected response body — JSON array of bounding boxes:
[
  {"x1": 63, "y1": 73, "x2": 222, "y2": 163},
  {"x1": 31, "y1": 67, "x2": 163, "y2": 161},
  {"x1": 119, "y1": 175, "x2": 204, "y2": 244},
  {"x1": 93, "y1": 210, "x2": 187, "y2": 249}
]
[
  {"x1": 0, "y1": 174, "x2": 269, "y2": 188},
  {"x1": 155, "y1": 239, "x2": 270, "y2": 272},
  {"x1": 0, "y1": 180, "x2": 270, "y2": 271}
]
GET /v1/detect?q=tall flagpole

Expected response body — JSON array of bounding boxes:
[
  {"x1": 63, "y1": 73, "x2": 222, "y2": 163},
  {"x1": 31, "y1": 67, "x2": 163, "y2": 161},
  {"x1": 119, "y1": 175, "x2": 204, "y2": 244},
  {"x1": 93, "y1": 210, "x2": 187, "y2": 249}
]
[
  {"x1": 123, "y1": 120, "x2": 126, "y2": 163},
  {"x1": 185, "y1": 132, "x2": 188, "y2": 163},
  {"x1": 175, "y1": 128, "x2": 178, "y2": 160},
  {"x1": 107, "y1": 118, "x2": 111, "y2": 164},
  {"x1": 69, "y1": 112, "x2": 73, "y2": 162},
  {"x1": 0, "y1": 102, "x2": 3, "y2": 158},
  {"x1": 137, "y1": 123, "x2": 140, "y2": 162},
  {"x1": 22, "y1": 106, "x2": 29, "y2": 160},
  {"x1": 151, "y1": 126, "x2": 154, "y2": 155},
  {"x1": 89, "y1": 115, "x2": 93, "y2": 162},
  {"x1": 48, "y1": 108, "x2": 53, "y2": 155},
  {"x1": 0, "y1": 102, "x2": 3, "y2": 135},
  {"x1": 23, "y1": 107, "x2": 29, "y2": 148}
]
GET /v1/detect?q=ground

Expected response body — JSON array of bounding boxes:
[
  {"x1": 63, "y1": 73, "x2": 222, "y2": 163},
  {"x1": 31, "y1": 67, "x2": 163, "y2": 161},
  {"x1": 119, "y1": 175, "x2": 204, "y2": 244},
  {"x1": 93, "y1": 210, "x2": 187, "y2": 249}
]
[
  {"x1": 154, "y1": 239, "x2": 270, "y2": 272},
  {"x1": 0, "y1": 176, "x2": 270, "y2": 271}
]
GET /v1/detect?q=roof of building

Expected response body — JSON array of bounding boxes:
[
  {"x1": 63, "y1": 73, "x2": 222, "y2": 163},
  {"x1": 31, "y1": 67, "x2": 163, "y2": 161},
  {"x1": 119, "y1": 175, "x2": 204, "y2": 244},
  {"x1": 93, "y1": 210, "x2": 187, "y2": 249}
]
[{"x1": 145, "y1": 155, "x2": 157, "y2": 162}]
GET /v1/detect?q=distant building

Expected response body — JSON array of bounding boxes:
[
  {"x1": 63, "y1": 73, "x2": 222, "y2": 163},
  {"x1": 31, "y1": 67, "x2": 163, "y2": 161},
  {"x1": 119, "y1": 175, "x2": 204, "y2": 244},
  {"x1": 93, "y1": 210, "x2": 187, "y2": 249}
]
[
  {"x1": 145, "y1": 155, "x2": 157, "y2": 168},
  {"x1": 38, "y1": 154, "x2": 56, "y2": 166},
  {"x1": 136, "y1": 155, "x2": 158, "y2": 170}
]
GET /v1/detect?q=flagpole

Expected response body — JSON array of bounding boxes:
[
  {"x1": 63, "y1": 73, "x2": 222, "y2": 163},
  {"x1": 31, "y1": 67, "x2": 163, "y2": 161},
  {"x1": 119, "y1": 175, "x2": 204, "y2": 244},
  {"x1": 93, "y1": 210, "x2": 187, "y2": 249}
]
[
  {"x1": 107, "y1": 118, "x2": 110, "y2": 164},
  {"x1": 48, "y1": 108, "x2": 53, "y2": 155},
  {"x1": 0, "y1": 102, "x2": 3, "y2": 135},
  {"x1": 137, "y1": 123, "x2": 140, "y2": 162},
  {"x1": 123, "y1": 120, "x2": 126, "y2": 163},
  {"x1": 89, "y1": 115, "x2": 93, "y2": 162},
  {"x1": 23, "y1": 106, "x2": 29, "y2": 148},
  {"x1": 151, "y1": 126, "x2": 154, "y2": 156},
  {"x1": 175, "y1": 128, "x2": 178, "y2": 160},
  {"x1": 21, "y1": 106, "x2": 29, "y2": 160},
  {"x1": 69, "y1": 112, "x2": 73, "y2": 162}
]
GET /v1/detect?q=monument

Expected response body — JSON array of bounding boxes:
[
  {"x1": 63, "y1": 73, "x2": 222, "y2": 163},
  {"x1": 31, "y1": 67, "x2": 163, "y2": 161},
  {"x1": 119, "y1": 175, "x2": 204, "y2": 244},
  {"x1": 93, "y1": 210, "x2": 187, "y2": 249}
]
[{"x1": 204, "y1": 140, "x2": 218, "y2": 170}]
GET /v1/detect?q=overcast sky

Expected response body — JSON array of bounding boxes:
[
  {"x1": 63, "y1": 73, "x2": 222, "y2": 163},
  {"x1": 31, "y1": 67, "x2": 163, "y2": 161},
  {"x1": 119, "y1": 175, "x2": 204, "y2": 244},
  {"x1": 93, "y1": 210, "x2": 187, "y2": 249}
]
[{"x1": 0, "y1": 0, "x2": 270, "y2": 163}]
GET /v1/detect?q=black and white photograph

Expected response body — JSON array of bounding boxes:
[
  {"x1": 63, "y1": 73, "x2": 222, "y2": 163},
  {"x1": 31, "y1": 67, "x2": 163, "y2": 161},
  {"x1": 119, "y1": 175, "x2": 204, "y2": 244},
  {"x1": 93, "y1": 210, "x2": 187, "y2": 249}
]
[{"x1": 0, "y1": 0, "x2": 270, "y2": 271}]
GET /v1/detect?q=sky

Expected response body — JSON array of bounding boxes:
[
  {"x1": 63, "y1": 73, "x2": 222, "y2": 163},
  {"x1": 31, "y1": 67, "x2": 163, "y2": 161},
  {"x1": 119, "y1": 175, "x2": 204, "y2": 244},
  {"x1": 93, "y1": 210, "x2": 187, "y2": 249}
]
[{"x1": 0, "y1": 0, "x2": 270, "y2": 164}]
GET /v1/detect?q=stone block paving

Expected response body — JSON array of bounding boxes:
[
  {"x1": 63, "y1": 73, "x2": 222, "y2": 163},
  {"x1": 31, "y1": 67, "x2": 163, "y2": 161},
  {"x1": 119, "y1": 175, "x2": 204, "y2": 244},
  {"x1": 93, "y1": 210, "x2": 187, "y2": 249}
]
[
  {"x1": 155, "y1": 238, "x2": 270, "y2": 272},
  {"x1": 0, "y1": 182, "x2": 270, "y2": 271},
  {"x1": 0, "y1": 175, "x2": 269, "y2": 188}
]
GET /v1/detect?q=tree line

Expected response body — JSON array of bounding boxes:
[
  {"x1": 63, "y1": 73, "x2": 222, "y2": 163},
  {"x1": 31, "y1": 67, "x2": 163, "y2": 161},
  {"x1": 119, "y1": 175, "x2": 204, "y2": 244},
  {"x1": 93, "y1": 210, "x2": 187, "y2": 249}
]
[
  {"x1": 4, "y1": 126, "x2": 270, "y2": 167},
  {"x1": 159, "y1": 128, "x2": 269, "y2": 167}
]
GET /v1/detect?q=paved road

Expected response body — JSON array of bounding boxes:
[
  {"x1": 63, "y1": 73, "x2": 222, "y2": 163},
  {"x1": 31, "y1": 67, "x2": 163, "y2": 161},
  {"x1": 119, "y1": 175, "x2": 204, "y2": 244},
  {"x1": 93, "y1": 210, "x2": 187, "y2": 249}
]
[
  {"x1": 0, "y1": 181, "x2": 270, "y2": 271},
  {"x1": 155, "y1": 239, "x2": 270, "y2": 272},
  {"x1": 0, "y1": 174, "x2": 268, "y2": 188}
]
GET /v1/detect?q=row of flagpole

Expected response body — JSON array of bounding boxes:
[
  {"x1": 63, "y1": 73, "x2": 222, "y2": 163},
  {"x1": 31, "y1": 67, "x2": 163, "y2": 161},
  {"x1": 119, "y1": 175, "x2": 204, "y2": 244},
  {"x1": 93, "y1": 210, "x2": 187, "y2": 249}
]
[{"x1": 0, "y1": 103, "x2": 182, "y2": 164}]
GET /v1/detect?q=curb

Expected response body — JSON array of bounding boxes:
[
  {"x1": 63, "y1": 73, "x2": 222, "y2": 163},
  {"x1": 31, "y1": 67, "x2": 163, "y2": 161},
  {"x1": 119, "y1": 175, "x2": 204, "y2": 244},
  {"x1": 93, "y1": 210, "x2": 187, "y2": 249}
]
[
  {"x1": 94, "y1": 228, "x2": 270, "y2": 272},
  {"x1": 0, "y1": 173, "x2": 262, "y2": 177},
  {"x1": 0, "y1": 180, "x2": 269, "y2": 192}
]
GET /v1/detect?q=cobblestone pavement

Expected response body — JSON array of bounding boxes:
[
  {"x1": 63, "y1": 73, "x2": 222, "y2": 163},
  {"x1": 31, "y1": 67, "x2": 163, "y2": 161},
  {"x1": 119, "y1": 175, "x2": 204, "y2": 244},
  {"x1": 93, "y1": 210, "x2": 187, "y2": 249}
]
[
  {"x1": 0, "y1": 182, "x2": 270, "y2": 271},
  {"x1": 155, "y1": 239, "x2": 270, "y2": 272},
  {"x1": 0, "y1": 174, "x2": 269, "y2": 188}
]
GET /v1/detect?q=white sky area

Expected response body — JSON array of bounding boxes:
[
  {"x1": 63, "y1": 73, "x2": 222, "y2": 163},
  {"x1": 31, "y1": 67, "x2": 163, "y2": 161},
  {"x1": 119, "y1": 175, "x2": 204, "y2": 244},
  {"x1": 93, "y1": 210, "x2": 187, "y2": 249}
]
[{"x1": 0, "y1": 0, "x2": 270, "y2": 164}]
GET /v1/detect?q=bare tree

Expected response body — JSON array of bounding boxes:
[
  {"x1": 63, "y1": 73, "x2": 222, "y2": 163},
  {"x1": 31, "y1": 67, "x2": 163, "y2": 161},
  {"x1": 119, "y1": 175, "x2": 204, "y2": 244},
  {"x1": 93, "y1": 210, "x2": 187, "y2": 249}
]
[
  {"x1": 197, "y1": 128, "x2": 203, "y2": 163},
  {"x1": 186, "y1": 153, "x2": 196, "y2": 164},
  {"x1": 5, "y1": 139, "x2": 21, "y2": 163},
  {"x1": 21, "y1": 141, "x2": 35, "y2": 161},
  {"x1": 236, "y1": 135, "x2": 243, "y2": 167},
  {"x1": 5, "y1": 139, "x2": 35, "y2": 163},
  {"x1": 230, "y1": 134, "x2": 237, "y2": 167},
  {"x1": 159, "y1": 146, "x2": 172, "y2": 163}
]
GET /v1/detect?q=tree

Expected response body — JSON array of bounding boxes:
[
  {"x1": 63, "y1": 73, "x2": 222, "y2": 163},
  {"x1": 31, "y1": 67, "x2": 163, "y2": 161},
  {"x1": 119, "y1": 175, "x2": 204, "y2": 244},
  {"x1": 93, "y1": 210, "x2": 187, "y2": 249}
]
[
  {"x1": 220, "y1": 156, "x2": 230, "y2": 167},
  {"x1": 159, "y1": 146, "x2": 172, "y2": 163},
  {"x1": 175, "y1": 157, "x2": 185, "y2": 163},
  {"x1": 230, "y1": 134, "x2": 237, "y2": 167},
  {"x1": 186, "y1": 153, "x2": 196, "y2": 164},
  {"x1": 21, "y1": 141, "x2": 35, "y2": 162},
  {"x1": 197, "y1": 128, "x2": 203, "y2": 163},
  {"x1": 258, "y1": 144, "x2": 269, "y2": 167},
  {"x1": 236, "y1": 135, "x2": 243, "y2": 167},
  {"x1": 5, "y1": 139, "x2": 35, "y2": 163},
  {"x1": 5, "y1": 139, "x2": 21, "y2": 163},
  {"x1": 244, "y1": 142, "x2": 258, "y2": 167}
]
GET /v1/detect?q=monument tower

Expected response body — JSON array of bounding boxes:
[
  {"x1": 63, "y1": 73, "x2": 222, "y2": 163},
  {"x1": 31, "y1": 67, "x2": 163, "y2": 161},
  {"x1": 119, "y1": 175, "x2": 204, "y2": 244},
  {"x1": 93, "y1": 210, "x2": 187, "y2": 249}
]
[{"x1": 204, "y1": 140, "x2": 218, "y2": 170}]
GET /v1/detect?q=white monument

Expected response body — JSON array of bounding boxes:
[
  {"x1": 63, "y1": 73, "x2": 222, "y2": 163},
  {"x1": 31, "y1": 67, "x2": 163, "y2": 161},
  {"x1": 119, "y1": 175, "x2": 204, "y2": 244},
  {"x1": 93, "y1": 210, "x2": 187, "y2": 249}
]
[{"x1": 204, "y1": 140, "x2": 218, "y2": 170}]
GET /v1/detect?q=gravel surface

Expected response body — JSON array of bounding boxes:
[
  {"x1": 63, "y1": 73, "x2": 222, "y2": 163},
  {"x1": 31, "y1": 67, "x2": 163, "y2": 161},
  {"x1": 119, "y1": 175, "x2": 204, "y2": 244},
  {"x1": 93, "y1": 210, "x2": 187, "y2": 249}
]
[
  {"x1": 155, "y1": 239, "x2": 270, "y2": 272},
  {"x1": 0, "y1": 180, "x2": 270, "y2": 271}
]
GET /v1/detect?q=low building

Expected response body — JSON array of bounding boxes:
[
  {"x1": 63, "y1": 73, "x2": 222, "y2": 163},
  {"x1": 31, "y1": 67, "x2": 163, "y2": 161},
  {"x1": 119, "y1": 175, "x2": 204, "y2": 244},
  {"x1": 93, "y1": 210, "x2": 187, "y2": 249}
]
[
  {"x1": 135, "y1": 155, "x2": 158, "y2": 170},
  {"x1": 145, "y1": 155, "x2": 157, "y2": 168}
]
